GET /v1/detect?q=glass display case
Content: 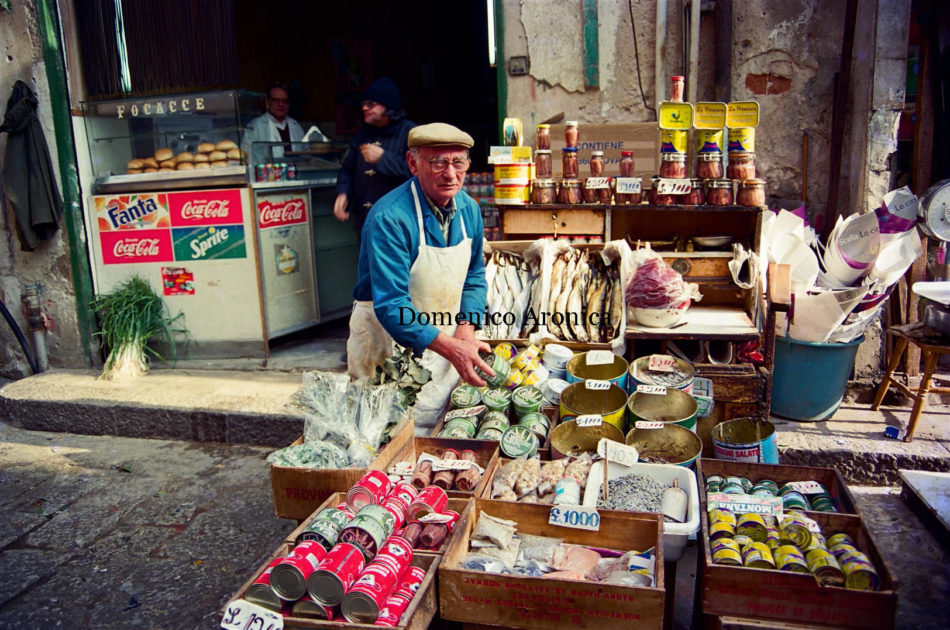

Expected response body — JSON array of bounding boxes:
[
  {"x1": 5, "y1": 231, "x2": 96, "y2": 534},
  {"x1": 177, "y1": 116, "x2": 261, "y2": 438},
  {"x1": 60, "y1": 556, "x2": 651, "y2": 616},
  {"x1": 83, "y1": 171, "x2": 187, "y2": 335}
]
[
  {"x1": 81, "y1": 89, "x2": 262, "y2": 191},
  {"x1": 248, "y1": 141, "x2": 346, "y2": 188}
]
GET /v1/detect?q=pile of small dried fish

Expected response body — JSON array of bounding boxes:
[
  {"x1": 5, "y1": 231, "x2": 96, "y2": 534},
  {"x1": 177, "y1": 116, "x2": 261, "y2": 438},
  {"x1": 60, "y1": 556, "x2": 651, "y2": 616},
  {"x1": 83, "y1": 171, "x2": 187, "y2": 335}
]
[{"x1": 485, "y1": 250, "x2": 536, "y2": 339}]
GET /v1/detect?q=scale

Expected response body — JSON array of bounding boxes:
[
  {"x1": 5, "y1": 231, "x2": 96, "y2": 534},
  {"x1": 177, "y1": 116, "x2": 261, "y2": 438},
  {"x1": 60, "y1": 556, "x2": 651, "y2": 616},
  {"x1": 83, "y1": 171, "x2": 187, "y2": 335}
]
[{"x1": 918, "y1": 179, "x2": 950, "y2": 241}]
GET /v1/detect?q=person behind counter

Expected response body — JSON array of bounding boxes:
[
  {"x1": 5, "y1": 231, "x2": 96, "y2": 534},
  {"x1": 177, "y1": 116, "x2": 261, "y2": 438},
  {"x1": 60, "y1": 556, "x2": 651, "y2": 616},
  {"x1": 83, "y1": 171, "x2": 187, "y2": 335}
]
[
  {"x1": 347, "y1": 122, "x2": 493, "y2": 433},
  {"x1": 243, "y1": 83, "x2": 304, "y2": 158},
  {"x1": 333, "y1": 77, "x2": 415, "y2": 239}
]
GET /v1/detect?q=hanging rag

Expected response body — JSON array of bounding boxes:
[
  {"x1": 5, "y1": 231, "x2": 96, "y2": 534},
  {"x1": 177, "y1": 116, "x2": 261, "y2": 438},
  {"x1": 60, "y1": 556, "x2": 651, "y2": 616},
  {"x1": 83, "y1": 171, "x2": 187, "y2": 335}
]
[{"x1": 0, "y1": 80, "x2": 63, "y2": 250}]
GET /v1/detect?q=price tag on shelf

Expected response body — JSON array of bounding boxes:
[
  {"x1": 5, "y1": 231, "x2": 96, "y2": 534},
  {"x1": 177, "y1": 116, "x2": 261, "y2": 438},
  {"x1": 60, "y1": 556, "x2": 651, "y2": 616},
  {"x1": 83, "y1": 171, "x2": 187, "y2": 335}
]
[
  {"x1": 431, "y1": 459, "x2": 474, "y2": 472},
  {"x1": 575, "y1": 414, "x2": 603, "y2": 427},
  {"x1": 585, "y1": 379, "x2": 611, "y2": 391},
  {"x1": 221, "y1": 599, "x2": 283, "y2": 630},
  {"x1": 586, "y1": 350, "x2": 614, "y2": 366},
  {"x1": 549, "y1": 505, "x2": 601, "y2": 531},
  {"x1": 636, "y1": 385, "x2": 668, "y2": 396},
  {"x1": 648, "y1": 354, "x2": 676, "y2": 372},
  {"x1": 785, "y1": 481, "x2": 825, "y2": 495},
  {"x1": 635, "y1": 421, "x2": 665, "y2": 430},
  {"x1": 597, "y1": 437, "x2": 639, "y2": 466},
  {"x1": 585, "y1": 177, "x2": 610, "y2": 190},
  {"x1": 656, "y1": 178, "x2": 691, "y2": 195},
  {"x1": 615, "y1": 177, "x2": 642, "y2": 194}
]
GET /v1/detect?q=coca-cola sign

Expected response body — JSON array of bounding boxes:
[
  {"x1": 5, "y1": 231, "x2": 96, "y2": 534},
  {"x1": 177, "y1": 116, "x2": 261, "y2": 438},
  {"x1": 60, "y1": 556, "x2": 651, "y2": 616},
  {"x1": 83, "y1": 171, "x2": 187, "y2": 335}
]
[
  {"x1": 168, "y1": 189, "x2": 244, "y2": 226},
  {"x1": 100, "y1": 229, "x2": 173, "y2": 265},
  {"x1": 257, "y1": 195, "x2": 308, "y2": 229}
]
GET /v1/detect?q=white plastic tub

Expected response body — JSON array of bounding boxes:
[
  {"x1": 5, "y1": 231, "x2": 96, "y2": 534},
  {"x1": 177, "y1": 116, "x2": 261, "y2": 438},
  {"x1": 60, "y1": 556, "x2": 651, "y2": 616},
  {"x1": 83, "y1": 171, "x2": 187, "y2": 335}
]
[{"x1": 583, "y1": 460, "x2": 700, "y2": 562}]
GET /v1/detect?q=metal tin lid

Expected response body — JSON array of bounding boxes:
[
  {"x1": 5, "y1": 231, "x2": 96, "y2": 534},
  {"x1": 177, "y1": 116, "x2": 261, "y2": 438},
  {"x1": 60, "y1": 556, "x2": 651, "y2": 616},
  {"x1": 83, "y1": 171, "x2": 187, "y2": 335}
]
[
  {"x1": 620, "y1": 150, "x2": 633, "y2": 157},
  {"x1": 739, "y1": 178, "x2": 766, "y2": 187},
  {"x1": 562, "y1": 147, "x2": 578, "y2": 153},
  {"x1": 565, "y1": 121, "x2": 578, "y2": 127},
  {"x1": 341, "y1": 591, "x2": 380, "y2": 623},
  {"x1": 591, "y1": 150, "x2": 604, "y2": 157},
  {"x1": 292, "y1": 597, "x2": 333, "y2": 619},
  {"x1": 709, "y1": 179, "x2": 733, "y2": 189},
  {"x1": 245, "y1": 584, "x2": 282, "y2": 611},
  {"x1": 499, "y1": 425, "x2": 539, "y2": 458},
  {"x1": 537, "y1": 123, "x2": 551, "y2": 129},
  {"x1": 270, "y1": 563, "x2": 307, "y2": 601}
]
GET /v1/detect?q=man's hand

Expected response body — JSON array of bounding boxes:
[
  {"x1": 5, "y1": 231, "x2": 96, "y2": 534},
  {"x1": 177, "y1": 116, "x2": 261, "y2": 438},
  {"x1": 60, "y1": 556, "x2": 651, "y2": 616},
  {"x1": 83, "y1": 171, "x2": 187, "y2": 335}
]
[
  {"x1": 428, "y1": 331, "x2": 493, "y2": 387},
  {"x1": 360, "y1": 143, "x2": 384, "y2": 164},
  {"x1": 333, "y1": 193, "x2": 349, "y2": 222}
]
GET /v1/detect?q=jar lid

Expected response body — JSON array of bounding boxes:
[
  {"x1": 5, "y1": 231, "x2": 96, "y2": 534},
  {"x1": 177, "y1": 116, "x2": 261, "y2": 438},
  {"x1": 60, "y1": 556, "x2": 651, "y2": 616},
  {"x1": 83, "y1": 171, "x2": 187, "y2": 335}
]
[
  {"x1": 709, "y1": 179, "x2": 732, "y2": 188},
  {"x1": 661, "y1": 152, "x2": 686, "y2": 161},
  {"x1": 562, "y1": 147, "x2": 578, "y2": 153},
  {"x1": 671, "y1": 75, "x2": 684, "y2": 81},
  {"x1": 698, "y1": 152, "x2": 722, "y2": 160},
  {"x1": 537, "y1": 124, "x2": 550, "y2": 129},
  {"x1": 560, "y1": 178, "x2": 580, "y2": 185},
  {"x1": 621, "y1": 150, "x2": 634, "y2": 157},
  {"x1": 532, "y1": 179, "x2": 555, "y2": 187},
  {"x1": 739, "y1": 178, "x2": 766, "y2": 187},
  {"x1": 535, "y1": 149, "x2": 551, "y2": 155},
  {"x1": 591, "y1": 150, "x2": 604, "y2": 157},
  {"x1": 690, "y1": 178, "x2": 704, "y2": 185},
  {"x1": 728, "y1": 151, "x2": 754, "y2": 159},
  {"x1": 565, "y1": 121, "x2": 578, "y2": 127}
]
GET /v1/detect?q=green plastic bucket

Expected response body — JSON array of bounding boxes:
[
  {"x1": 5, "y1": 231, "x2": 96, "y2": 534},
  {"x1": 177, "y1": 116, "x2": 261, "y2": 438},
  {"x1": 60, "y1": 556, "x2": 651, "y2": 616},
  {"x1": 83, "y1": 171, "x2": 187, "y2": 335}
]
[{"x1": 771, "y1": 335, "x2": 863, "y2": 421}]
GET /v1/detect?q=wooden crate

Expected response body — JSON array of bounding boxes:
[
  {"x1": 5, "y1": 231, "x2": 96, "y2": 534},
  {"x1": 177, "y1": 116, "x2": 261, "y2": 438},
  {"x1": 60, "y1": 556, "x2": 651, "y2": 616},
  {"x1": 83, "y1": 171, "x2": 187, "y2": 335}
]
[
  {"x1": 439, "y1": 498, "x2": 666, "y2": 630},
  {"x1": 392, "y1": 437, "x2": 500, "y2": 500},
  {"x1": 698, "y1": 459, "x2": 859, "y2": 516},
  {"x1": 287, "y1": 491, "x2": 472, "y2": 556},
  {"x1": 222, "y1": 540, "x2": 440, "y2": 629},
  {"x1": 270, "y1": 417, "x2": 415, "y2": 520},
  {"x1": 697, "y1": 504, "x2": 897, "y2": 629}
]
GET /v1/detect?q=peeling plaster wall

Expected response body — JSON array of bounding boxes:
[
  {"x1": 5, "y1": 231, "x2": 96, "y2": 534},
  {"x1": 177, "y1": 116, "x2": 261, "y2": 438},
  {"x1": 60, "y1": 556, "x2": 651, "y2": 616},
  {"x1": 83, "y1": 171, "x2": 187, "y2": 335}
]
[{"x1": 0, "y1": 2, "x2": 84, "y2": 377}]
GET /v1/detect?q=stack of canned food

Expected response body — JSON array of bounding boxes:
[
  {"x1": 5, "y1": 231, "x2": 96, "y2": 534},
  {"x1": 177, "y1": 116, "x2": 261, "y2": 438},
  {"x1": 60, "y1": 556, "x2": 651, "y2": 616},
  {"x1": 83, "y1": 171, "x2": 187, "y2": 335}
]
[
  {"x1": 707, "y1": 475, "x2": 839, "y2": 512},
  {"x1": 241, "y1": 471, "x2": 457, "y2": 624}
]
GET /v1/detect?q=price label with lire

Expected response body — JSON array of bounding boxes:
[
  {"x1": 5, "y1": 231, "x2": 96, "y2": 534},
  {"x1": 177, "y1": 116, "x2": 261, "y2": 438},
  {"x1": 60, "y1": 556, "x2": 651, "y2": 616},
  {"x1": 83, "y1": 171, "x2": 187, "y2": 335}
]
[
  {"x1": 549, "y1": 505, "x2": 601, "y2": 531},
  {"x1": 615, "y1": 177, "x2": 642, "y2": 194},
  {"x1": 586, "y1": 350, "x2": 615, "y2": 366},
  {"x1": 656, "y1": 178, "x2": 691, "y2": 195},
  {"x1": 785, "y1": 481, "x2": 825, "y2": 495},
  {"x1": 585, "y1": 379, "x2": 611, "y2": 391},
  {"x1": 635, "y1": 421, "x2": 665, "y2": 430},
  {"x1": 221, "y1": 599, "x2": 283, "y2": 630},
  {"x1": 585, "y1": 177, "x2": 611, "y2": 190},
  {"x1": 597, "y1": 437, "x2": 639, "y2": 466},
  {"x1": 636, "y1": 385, "x2": 668, "y2": 396},
  {"x1": 575, "y1": 414, "x2": 603, "y2": 427},
  {"x1": 648, "y1": 354, "x2": 676, "y2": 372}
]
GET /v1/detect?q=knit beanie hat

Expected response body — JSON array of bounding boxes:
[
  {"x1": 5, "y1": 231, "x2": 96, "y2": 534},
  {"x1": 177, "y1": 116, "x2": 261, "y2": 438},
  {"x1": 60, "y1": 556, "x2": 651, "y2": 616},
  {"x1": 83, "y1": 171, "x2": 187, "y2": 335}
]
[{"x1": 363, "y1": 77, "x2": 402, "y2": 111}]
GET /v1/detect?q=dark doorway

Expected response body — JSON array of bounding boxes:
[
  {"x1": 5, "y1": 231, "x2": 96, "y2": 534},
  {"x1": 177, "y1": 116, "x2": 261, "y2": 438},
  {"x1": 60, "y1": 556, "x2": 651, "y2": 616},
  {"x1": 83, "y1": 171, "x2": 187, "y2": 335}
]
[{"x1": 234, "y1": 0, "x2": 499, "y2": 168}]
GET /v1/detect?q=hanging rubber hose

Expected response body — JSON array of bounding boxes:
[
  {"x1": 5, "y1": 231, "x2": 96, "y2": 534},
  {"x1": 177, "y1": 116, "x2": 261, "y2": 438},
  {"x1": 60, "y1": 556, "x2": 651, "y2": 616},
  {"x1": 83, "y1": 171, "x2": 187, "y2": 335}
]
[{"x1": 0, "y1": 299, "x2": 39, "y2": 374}]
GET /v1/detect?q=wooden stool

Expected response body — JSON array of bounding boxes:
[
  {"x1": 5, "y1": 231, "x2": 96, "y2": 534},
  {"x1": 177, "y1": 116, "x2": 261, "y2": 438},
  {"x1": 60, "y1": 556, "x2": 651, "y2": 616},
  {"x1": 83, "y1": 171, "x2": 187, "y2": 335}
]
[{"x1": 871, "y1": 323, "x2": 950, "y2": 441}]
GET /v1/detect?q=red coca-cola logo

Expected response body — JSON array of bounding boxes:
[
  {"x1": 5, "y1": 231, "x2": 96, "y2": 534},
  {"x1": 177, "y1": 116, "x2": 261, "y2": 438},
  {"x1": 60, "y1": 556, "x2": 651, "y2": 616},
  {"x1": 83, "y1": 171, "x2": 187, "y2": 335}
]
[
  {"x1": 112, "y1": 238, "x2": 161, "y2": 258},
  {"x1": 100, "y1": 229, "x2": 172, "y2": 265},
  {"x1": 181, "y1": 199, "x2": 230, "y2": 220},
  {"x1": 258, "y1": 198, "x2": 307, "y2": 228}
]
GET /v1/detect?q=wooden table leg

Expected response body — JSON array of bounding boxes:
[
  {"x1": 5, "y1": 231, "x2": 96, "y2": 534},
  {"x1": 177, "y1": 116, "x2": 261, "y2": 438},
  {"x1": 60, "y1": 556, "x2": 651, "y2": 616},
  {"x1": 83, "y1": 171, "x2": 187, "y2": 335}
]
[
  {"x1": 905, "y1": 349, "x2": 939, "y2": 442},
  {"x1": 872, "y1": 336, "x2": 909, "y2": 410}
]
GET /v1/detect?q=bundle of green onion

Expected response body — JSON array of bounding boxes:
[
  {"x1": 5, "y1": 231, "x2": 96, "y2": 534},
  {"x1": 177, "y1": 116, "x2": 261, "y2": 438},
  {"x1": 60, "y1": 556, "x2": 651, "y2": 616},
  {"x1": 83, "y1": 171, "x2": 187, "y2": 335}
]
[{"x1": 90, "y1": 276, "x2": 188, "y2": 380}]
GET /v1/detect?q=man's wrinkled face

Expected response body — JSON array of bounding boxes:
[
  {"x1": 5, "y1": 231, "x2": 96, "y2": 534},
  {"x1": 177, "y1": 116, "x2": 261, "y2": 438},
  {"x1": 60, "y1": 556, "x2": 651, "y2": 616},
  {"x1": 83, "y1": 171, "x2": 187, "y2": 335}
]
[
  {"x1": 408, "y1": 146, "x2": 470, "y2": 208},
  {"x1": 266, "y1": 87, "x2": 290, "y2": 122}
]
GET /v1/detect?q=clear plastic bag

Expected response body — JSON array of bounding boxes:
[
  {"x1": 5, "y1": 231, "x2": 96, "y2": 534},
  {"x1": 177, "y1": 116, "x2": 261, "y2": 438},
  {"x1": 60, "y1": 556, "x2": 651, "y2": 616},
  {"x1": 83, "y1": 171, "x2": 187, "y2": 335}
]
[
  {"x1": 518, "y1": 534, "x2": 562, "y2": 564},
  {"x1": 265, "y1": 441, "x2": 349, "y2": 469},
  {"x1": 460, "y1": 553, "x2": 507, "y2": 573},
  {"x1": 472, "y1": 511, "x2": 517, "y2": 548}
]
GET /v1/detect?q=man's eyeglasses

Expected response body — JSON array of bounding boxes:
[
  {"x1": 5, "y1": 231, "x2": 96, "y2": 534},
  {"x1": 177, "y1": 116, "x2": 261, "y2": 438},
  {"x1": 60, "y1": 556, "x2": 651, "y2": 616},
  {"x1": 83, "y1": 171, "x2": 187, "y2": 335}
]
[
  {"x1": 426, "y1": 157, "x2": 470, "y2": 174},
  {"x1": 361, "y1": 100, "x2": 381, "y2": 109}
]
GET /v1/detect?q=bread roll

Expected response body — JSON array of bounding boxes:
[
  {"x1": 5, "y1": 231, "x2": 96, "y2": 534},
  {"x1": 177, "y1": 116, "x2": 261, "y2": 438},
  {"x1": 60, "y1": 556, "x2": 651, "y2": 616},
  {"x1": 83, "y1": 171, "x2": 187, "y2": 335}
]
[
  {"x1": 126, "y1": 168, "x2": 142, "y2": 174},
  {"x1": 176, "y1": 162, "x2": 195, "y2": 170},
  {"x1": 144, "y1": 167, "x2": 158, "y2": 173},
  {"x1": 175, "y1": 151, "x2": 195, "y2": 163},
  {"x1": 210, "y1": 160, "x2": 228, "y2": 168},
  {"x1": 143, "y1": 157, "x2": 159, "y2": 169},
  {"x1": 127, "y1": 158, "x2": 145, "y2": 170},
  {"x1": 159, "y1": 159, "x2": 176, "y2": 169},
  {"x1": 193, "y1": 153, "x2": 210, "y2": 163},
  {"x1": 226, "y1": 148, "x2": 245, "y2": 160},
  {"x1": 209, "y1": 150, "x2": 227, "y2": 161},
  {"x1": 197, "y1": 142, "x2": 216, "y2": 154},
  {"x1": 194, "y1": 162, "x2": 210, "y2": 169},
  {"x1": 154, "y1": 147, "x2": 174, "y2": 162},
  {"x1": 159, "y1": 167, "x2": 175, "y2": 172},
  {"x1": 215, "y1": 139, "x2": 238, "y2": 151}
]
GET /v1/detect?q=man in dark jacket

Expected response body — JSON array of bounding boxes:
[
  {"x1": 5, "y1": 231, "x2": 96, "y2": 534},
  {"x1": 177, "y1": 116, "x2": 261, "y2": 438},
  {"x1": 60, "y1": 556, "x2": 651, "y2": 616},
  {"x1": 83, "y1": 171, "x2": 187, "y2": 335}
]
[{"x1": 333, "y1": 77, "x2": 415, "y2": 239}]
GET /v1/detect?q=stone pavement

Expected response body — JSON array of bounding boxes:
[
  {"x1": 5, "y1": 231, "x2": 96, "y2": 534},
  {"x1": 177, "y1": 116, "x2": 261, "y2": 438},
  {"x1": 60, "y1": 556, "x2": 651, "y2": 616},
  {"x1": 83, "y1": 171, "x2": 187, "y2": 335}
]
[{"x1": 0, "y1": 421, "x2": 947, "y2": 629}]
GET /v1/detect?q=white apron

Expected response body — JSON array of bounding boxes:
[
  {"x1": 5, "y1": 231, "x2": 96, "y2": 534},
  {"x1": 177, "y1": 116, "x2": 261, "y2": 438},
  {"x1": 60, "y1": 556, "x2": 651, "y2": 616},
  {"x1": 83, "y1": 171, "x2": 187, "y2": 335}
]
[{"x1": 346, "y1": 181, "x2": 471, "y2": 433}]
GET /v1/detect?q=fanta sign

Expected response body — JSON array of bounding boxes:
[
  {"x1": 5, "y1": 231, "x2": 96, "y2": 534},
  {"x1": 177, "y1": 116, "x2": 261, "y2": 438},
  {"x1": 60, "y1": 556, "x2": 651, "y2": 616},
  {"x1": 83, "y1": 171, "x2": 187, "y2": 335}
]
[
  {"x1": 258, "y1": 197, "x2": 307, "y2": 229},
  {"x1": 100, "y1": 230, "x2": 173, "y2": 265},
  {"x1": 168, "y1": 189, "x2": 244, "y2": 226},
  {"x1": 105, "y1": 197, "x2": 160, "y2": 229}
]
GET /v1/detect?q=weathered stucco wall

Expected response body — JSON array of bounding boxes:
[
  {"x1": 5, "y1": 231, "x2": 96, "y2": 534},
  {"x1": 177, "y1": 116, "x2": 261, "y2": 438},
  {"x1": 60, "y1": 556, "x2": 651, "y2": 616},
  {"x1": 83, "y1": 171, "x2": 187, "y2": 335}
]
[{"x1": 0, "y1": 2, "x2": 84, "y2": 378}]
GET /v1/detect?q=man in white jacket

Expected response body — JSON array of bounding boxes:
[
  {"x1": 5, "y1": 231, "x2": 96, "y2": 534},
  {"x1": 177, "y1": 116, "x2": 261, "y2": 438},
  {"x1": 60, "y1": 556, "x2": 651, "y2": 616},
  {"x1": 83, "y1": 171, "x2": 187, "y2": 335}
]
[{"x1": 244, "y1": 84, "x2": 304, "y2": 159}]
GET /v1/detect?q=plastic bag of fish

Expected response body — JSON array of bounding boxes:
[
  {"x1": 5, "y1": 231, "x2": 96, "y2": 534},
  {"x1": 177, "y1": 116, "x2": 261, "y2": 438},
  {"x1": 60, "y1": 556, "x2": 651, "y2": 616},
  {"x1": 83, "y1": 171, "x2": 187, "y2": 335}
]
[{"x1": 482, "y1": 239, "x2": 632, "y2": 344}]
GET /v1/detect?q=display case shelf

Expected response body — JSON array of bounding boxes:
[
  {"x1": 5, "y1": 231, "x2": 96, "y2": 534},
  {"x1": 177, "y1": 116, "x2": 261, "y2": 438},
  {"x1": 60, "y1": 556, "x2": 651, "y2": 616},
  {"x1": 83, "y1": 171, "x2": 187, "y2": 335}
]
[{"x1": 624, "y1": 306, "x2": 759, "y2": 341}]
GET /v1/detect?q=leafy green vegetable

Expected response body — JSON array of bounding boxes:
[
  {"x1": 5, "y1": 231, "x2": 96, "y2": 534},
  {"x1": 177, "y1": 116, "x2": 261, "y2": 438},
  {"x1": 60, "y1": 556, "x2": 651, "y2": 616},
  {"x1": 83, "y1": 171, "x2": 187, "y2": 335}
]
[
  {"x1": 368, "y1": 346, "x2": 431, "y2": 408},
  {"x1": 90, "y1": 276, "x2": 188, "y2": 380}
]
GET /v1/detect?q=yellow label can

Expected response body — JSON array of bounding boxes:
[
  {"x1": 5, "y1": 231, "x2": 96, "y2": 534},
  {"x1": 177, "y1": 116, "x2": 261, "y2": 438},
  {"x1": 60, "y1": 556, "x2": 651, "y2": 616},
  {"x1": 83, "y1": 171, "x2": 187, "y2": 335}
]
[
  {"x1": 660, "y1": 129, "x2": 688, "y2": 154},
  {"x1": 736, "y1": 513, "x2": 769, "y2": 543},
  {"x1": 696, "y1": 129, "x2": 724, "y2": 154},
  {"x1": 728, "y1": 127, "x2": 755, "y2": 153},
  {"x1": 742, "y1": 542, "x2": 776, "y2": 569}
]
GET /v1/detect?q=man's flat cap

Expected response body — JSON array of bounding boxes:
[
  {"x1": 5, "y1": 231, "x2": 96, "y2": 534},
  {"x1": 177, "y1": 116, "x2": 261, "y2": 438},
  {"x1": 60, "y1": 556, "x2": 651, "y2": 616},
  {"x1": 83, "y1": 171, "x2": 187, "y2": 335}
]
[{"x1": 408, "y1": 123, "x2": 474, "y2": 149}]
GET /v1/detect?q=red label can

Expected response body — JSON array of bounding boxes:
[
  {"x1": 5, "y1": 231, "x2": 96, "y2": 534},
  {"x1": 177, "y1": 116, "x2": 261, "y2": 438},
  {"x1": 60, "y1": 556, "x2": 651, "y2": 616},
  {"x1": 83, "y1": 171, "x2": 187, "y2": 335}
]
[
  {"x1": 307, "y1": 542, "x2": 366, "y2": 606},
  {"x1": 393, "y1": 566, "x2": 427, "y2": 600},
  {"x1": 375, "y1": 593, "x2": 412, "y2": 626},
  {"x1": 269, "y1": 541, "x2": 328, "y2": 601},
  {"x1": 347, "y1": 470, "x2": 393, "y2": 512},
  {"x1": 341, "y1": 562, "x2": 400, "y2": 623},
  {"x1": 380, "y1": 495, "x2": 408, "y2": 530},
  {"x1": 407, "y1": 486, "x2": 448, "y2": 522},
  {"x1": 244, "y1": 557, "x2": 283, "y2": 611},
  {"x1": 389, "y1": 481, "x2": 419, "y2": 506},
  {"x1": 374, "y1": 536, "x2": 414, "y2": 576}
]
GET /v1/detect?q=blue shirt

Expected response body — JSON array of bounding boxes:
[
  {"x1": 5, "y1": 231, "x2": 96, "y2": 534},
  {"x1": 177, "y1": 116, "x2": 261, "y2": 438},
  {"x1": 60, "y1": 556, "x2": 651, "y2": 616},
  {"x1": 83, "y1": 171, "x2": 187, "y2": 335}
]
[{"x1": 353, "y1": 177, "x2": 487, "y2": 354}]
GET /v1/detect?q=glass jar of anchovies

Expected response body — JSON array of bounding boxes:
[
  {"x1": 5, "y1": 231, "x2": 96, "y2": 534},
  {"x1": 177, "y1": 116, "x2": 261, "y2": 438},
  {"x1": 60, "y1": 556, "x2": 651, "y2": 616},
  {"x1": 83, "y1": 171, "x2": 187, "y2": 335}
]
[
  {"x1": 531, "y1": 179, "x2": 556, "y2": 204},
  {"x1": 558, "y1": 179, "x2": 582, "y2": 204},
  {"x1": 706, "y1": 179, "x2": 734, "y2": 206}
]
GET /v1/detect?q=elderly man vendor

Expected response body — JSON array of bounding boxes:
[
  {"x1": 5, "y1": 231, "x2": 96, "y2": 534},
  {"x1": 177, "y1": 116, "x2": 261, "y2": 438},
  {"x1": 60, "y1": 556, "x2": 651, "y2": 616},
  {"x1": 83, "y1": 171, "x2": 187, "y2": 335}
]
[{"x1": 346, "y1": 122, "x2": 494, "y2": 431}]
